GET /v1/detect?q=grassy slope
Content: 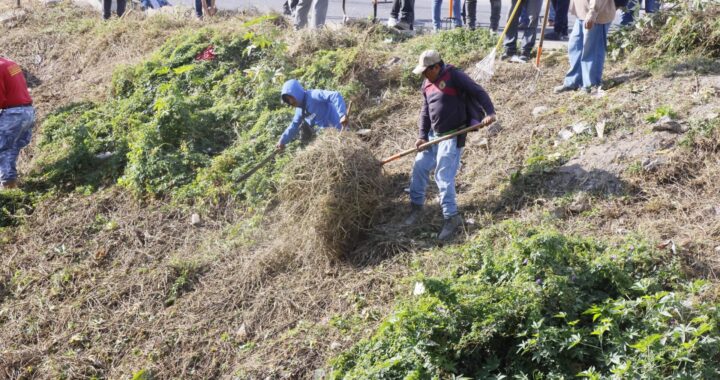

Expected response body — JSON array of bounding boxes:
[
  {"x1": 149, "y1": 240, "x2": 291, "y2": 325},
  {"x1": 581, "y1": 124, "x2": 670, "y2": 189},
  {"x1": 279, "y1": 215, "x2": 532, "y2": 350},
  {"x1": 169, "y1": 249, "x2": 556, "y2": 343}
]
[{"x1": 1, "y1": 0, "x2": 720, "y2": 378}]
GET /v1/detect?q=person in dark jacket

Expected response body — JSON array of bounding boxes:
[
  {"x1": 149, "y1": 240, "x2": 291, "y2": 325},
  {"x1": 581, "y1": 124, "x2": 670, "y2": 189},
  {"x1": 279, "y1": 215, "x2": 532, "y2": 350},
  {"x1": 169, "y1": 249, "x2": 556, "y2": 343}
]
[
  {"x1": 405, "y1": 50, "x2": 497, "y2": 240},
  {"x1": 276, "y1": 79, "x2": 348, "y2": 150},
  {"x1": 0, "y1": 57, "x2": 35, "y2": 190}
]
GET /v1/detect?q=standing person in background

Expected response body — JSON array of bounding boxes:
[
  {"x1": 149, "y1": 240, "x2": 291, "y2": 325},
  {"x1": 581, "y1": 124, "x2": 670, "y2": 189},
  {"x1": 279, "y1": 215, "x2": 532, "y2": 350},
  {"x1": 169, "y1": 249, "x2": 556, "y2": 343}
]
[
  {"x1": 621, "y1": 0, "x2": 657, "y2": 26},
  {"x1": 388, "y1": 0, "x2": 401, "y2": 26},
  {"x1": 432, "y1": 0, "x2": 462, "y2": 32},
  {"x1": 488, "y1": 0, "x2": 501, "y2": 32},
  {"x1": 545, "y1": 0, "x2": 570, "y2": 40},
  {"x1": 103, "y1": 0, "x2": 127, "y2": 19},
  {"x1": 554, "y1": 0, "x2": 616, "y2": 95},
  {"x1": 462, "y1": 0, "x2": 499, "y2": 31},
  {"x1": 283, "y1": 0, "x2": 299, "y2": 15},
  {"x1": 195, "y1": 0, "x2": 217, "y2": 18},
  {"x1": 294, "y1": 0, "x2": 329, "y2": 29},
  {"x1": 0, "y1": 57, "x2": 35, "y2": 190},
  {"x1": 387, "y1": 0, "x2": 415, "y2": 30},
  {"x1": 502, "y1": 0, "x2": 542, "y2": 63},
  {"x1": 461, "y1": 0, "x2": 477, "y2": 30}
]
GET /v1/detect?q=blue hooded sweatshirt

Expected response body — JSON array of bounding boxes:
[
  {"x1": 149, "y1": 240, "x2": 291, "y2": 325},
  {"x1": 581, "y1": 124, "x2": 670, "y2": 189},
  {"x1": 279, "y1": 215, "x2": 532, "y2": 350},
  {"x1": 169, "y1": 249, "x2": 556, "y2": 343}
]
[{"x1": 278, "y1": 79, "x2": 347, "y2": 146}]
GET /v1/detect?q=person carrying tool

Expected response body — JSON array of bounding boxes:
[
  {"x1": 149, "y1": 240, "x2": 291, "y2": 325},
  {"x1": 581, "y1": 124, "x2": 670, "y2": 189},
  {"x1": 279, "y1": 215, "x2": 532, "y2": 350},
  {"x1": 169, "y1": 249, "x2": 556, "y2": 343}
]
[
  {"x1": 276, "y1": 79, "x2": 348, "y2": 150},
  {"x1": 502, "y1": 0, "x2": 543, "y2": 63},
  {"x1": 405, "y1": 50, "x2": 496, "y2": 240},
  {"x1": 432, "y1": 0, "x2": 462, "y2": 31},
  {"x1": 0, "y1": 57, "x2": 35, "y2": 190}
]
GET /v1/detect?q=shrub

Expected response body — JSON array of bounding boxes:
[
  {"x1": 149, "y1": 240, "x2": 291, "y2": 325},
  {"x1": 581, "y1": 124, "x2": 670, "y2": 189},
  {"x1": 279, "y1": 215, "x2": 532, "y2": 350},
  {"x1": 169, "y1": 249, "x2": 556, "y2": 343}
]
[
  {"x1": 330, "y1": 222, "x2": 720, "y2": 379},
  {"x1": 609, "y1": 1, "x2": 720, "y2": 63},
  {"x1": 30, "y1": 19, "x2": 495, "y2": 203}
]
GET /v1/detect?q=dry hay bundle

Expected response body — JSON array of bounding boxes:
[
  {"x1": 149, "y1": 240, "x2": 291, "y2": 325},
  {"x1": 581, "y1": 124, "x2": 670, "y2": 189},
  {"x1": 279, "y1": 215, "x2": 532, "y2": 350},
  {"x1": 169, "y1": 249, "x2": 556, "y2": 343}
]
[{"x1": 277, "y1": 130, "x2": 386, "y2": 260}]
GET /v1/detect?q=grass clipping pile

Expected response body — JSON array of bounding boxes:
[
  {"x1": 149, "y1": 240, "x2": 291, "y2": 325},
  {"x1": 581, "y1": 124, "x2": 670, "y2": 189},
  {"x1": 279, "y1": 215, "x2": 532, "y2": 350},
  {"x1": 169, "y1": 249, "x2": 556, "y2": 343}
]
[{"x1": 276, "y1": 130, "x2": 386, "y2": 261}]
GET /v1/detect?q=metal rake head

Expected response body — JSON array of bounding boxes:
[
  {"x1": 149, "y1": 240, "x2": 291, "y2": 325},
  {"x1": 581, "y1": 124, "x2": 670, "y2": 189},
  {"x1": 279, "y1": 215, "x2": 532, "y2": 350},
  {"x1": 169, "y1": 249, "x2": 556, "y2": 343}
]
[{"x1": 469, "y1": 48, "x2": 496, "y2": 83}]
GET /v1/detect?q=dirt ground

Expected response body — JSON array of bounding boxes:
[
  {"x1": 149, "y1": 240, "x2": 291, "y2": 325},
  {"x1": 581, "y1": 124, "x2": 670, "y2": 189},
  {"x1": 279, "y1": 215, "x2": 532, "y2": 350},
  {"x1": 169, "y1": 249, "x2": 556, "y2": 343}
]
[{"x1": 1, "y1": 1, "x2": 720, "y2": 378}]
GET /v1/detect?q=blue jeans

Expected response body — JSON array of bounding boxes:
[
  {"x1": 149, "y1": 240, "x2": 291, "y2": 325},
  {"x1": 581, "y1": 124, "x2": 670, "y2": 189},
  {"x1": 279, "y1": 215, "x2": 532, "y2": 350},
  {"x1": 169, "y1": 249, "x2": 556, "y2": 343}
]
[
  {"x1": 621, "y1": 0, "x2": 657, "y2": 26},
  {"x1": 0, "y1": 106, "x2": 35, "y2": 183},
  {"x1": 409, "y1": 131, "x2": 463, "y2": 219},
  {"x1": 563, "y1": 19, "x2": 609, "y2": 89},
  {"x1": 432, "y1": 0, "x2": 462, "y2": 29},
  {"x1": 194, "y1": 0, "x2": 214, "y2": 18}
]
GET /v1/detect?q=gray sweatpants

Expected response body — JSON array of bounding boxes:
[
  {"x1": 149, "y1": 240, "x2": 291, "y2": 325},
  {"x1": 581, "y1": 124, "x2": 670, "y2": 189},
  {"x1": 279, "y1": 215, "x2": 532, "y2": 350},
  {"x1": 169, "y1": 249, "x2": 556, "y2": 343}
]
[{"x1": 294, "y1": 0, "x2": 328, "y2": 29}]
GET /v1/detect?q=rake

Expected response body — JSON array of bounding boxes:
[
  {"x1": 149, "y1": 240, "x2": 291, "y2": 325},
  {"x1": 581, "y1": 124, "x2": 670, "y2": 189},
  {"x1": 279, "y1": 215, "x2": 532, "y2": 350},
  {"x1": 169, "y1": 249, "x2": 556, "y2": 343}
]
[{"x1": 469, "y1": 0, "x2": 525, "y2": 82}]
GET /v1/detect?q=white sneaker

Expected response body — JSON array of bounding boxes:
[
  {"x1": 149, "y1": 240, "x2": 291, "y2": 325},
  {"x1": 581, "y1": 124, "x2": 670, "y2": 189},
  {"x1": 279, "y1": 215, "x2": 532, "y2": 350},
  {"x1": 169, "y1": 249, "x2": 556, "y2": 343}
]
[{"x1": 387, "y1": 17, "x2": 398, "y2": 27}]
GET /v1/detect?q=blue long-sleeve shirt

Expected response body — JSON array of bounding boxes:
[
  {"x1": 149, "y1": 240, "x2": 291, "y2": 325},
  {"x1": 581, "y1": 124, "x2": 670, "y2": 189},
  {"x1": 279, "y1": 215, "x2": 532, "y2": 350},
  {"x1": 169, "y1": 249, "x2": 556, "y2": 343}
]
[
  {"x1": 418, "y1": 64, "x2": 496, "y2": 140},
  {"x1": 278, "y1": 79, "x2": 347, "y2": 146}
]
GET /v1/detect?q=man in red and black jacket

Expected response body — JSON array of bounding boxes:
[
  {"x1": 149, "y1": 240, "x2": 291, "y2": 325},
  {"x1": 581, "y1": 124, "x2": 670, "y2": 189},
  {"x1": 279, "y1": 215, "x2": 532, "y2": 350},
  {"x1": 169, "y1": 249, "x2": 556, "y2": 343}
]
[
  {"x1": 0, "y1": 57, "x2": 35, "y2": 190},
  {"x1": 404, "y1": 49, "x2": 497, "y2": 240}
]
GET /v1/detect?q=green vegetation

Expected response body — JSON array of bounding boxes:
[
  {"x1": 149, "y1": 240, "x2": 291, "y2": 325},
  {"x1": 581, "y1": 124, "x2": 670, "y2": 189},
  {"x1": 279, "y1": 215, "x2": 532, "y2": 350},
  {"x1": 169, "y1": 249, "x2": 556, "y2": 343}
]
[
  {"x1": 609, "y1": 1, "x2": 720, "y2": 65},
  {"x1": 331, "y1": 222, "x2": 720, "y2": 379},
  {"x1": 645, "y1": 105, "x2": 677, "y2": 123},
  {"x1": 0, "y1": 190, "x2": 33, "y2": 228},
  {"x1": 29, "y1": 19, "x2": 494, "y2": 205},
  {"x1": 679, "y1": 117, "x2": 720, "y2": 150},
  {"x1": 131, "y1": 369, "x2": 153, "y2": 380},
  {"x1": 31, "y1": 21, "x2": 293, "y2": 202}
]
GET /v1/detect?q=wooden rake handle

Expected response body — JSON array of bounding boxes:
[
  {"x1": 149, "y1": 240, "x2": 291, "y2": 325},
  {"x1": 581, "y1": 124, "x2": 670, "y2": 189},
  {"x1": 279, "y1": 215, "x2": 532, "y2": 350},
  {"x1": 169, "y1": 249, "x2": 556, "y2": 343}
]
[
  {"x1": 381, "y1": 120, "x2": 493, "y2": 165},
  {"x1": 238, "y1": 150, "x2": 279, "y2": 183},
  {"x1": 535, "y1": 0, "x2": 552, "y2": 67}
]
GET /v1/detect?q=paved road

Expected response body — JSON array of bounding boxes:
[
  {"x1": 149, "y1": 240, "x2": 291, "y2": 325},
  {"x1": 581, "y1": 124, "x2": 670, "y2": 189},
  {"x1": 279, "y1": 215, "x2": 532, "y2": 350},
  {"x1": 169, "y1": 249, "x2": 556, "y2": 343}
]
[
  {"x1": 175, "y1": 0, "x2": 571, "y2": 32},
  {"x1": 171, "y1": 0, "x2": 630, "y2": 50}
]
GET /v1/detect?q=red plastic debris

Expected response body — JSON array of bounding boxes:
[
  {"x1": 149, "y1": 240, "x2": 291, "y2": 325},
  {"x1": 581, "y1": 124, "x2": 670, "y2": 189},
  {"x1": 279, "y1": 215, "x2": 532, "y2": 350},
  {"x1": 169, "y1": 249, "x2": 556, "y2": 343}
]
[{"x1": 195, "y1": 45, "x2": 216, "y2": 61}]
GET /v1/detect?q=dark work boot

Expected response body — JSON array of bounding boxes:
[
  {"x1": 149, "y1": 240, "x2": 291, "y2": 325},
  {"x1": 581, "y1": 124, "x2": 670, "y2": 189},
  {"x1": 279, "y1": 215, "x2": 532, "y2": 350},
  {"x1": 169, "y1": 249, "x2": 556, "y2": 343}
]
[
  {"x1": 438, "y1": 214, "x2": 463, "y2": 240},
  {"x1": 403, "y1": 203, "x2": 423, "y2": 226}
]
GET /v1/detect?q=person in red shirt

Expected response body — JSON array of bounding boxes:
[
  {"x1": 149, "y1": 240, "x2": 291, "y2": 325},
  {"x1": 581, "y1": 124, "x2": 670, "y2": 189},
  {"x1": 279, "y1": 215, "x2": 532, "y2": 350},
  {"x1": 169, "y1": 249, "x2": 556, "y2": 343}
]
[{"x1": 0, "y1": 57, "x2": 35, "y2": 190}]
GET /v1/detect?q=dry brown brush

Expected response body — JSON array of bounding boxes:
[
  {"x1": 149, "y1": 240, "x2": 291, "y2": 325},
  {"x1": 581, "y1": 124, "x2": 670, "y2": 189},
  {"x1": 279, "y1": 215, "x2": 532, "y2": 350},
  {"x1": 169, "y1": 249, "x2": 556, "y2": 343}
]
[{"x1": 275, "y1": 130, "x2": 388, "y2": 261}]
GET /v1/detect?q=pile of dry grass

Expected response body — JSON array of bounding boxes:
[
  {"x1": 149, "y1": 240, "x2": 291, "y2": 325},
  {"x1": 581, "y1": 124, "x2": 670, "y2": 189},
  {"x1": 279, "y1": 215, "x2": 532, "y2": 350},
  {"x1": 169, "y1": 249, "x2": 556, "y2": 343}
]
[{"x1": 276, "y1": 130, "x2": 387, "y2": 261}]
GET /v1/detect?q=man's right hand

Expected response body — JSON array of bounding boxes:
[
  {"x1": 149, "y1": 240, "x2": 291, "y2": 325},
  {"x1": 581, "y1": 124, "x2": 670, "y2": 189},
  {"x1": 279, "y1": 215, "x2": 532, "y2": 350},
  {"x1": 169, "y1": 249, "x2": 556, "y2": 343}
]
[
  {"x1": 276, "y1": 142, "x2": 285, "y2": 151},
  {"x1": 415, "y1": 139, "x2": 428, "y2": 151}
]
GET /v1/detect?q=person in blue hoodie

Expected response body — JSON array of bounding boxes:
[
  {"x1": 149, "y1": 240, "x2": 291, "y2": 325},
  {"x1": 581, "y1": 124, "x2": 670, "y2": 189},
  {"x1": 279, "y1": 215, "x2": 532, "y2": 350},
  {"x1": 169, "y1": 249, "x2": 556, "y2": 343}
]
[
  {"x1": 406, "y1": 50, "x2": 497, "y2": 240},
  {"x1": 276, "y1": 79, "x2": 348, "y2": 150}
]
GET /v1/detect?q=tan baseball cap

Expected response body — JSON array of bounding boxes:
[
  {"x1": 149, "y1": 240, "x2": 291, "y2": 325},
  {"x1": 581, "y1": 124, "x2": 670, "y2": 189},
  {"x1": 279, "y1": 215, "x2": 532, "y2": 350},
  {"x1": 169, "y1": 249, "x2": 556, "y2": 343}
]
[{"x1": 412, "y1": 50, "x2": 442, "y2": 75}]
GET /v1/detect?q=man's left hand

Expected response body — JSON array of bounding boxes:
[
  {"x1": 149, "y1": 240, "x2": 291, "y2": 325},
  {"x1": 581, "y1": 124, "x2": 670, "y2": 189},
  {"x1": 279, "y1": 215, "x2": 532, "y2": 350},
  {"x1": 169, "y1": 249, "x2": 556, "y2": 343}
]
[
  {"x1": 585, "y1": 20, "x2": 594, "y2": 29},
  {"x1": 482, "y1": 114, "x2": 497, "y2": 125},
  {"x1": 340, "y1": 115, "x2": 349, "y2": 129}
]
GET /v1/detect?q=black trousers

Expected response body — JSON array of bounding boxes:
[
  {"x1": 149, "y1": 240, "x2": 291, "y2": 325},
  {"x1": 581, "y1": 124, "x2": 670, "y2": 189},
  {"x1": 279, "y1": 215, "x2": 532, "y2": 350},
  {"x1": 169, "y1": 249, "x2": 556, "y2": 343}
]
[
  {"x1": 462, "y1": 0, "x2": 501, "y2": 30},
  {"x1": 103, "y1": 0, "x2": 126, "y2": 19},
  {"x1": 390, "y1": 0, "x2": 415, "y2": 25},
  {"x1": 550, "y1": 0, "x2": 570, "y2": 34},
  {"x1": 283, "y1": 0, "x2": 299, "y2": 14}
]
